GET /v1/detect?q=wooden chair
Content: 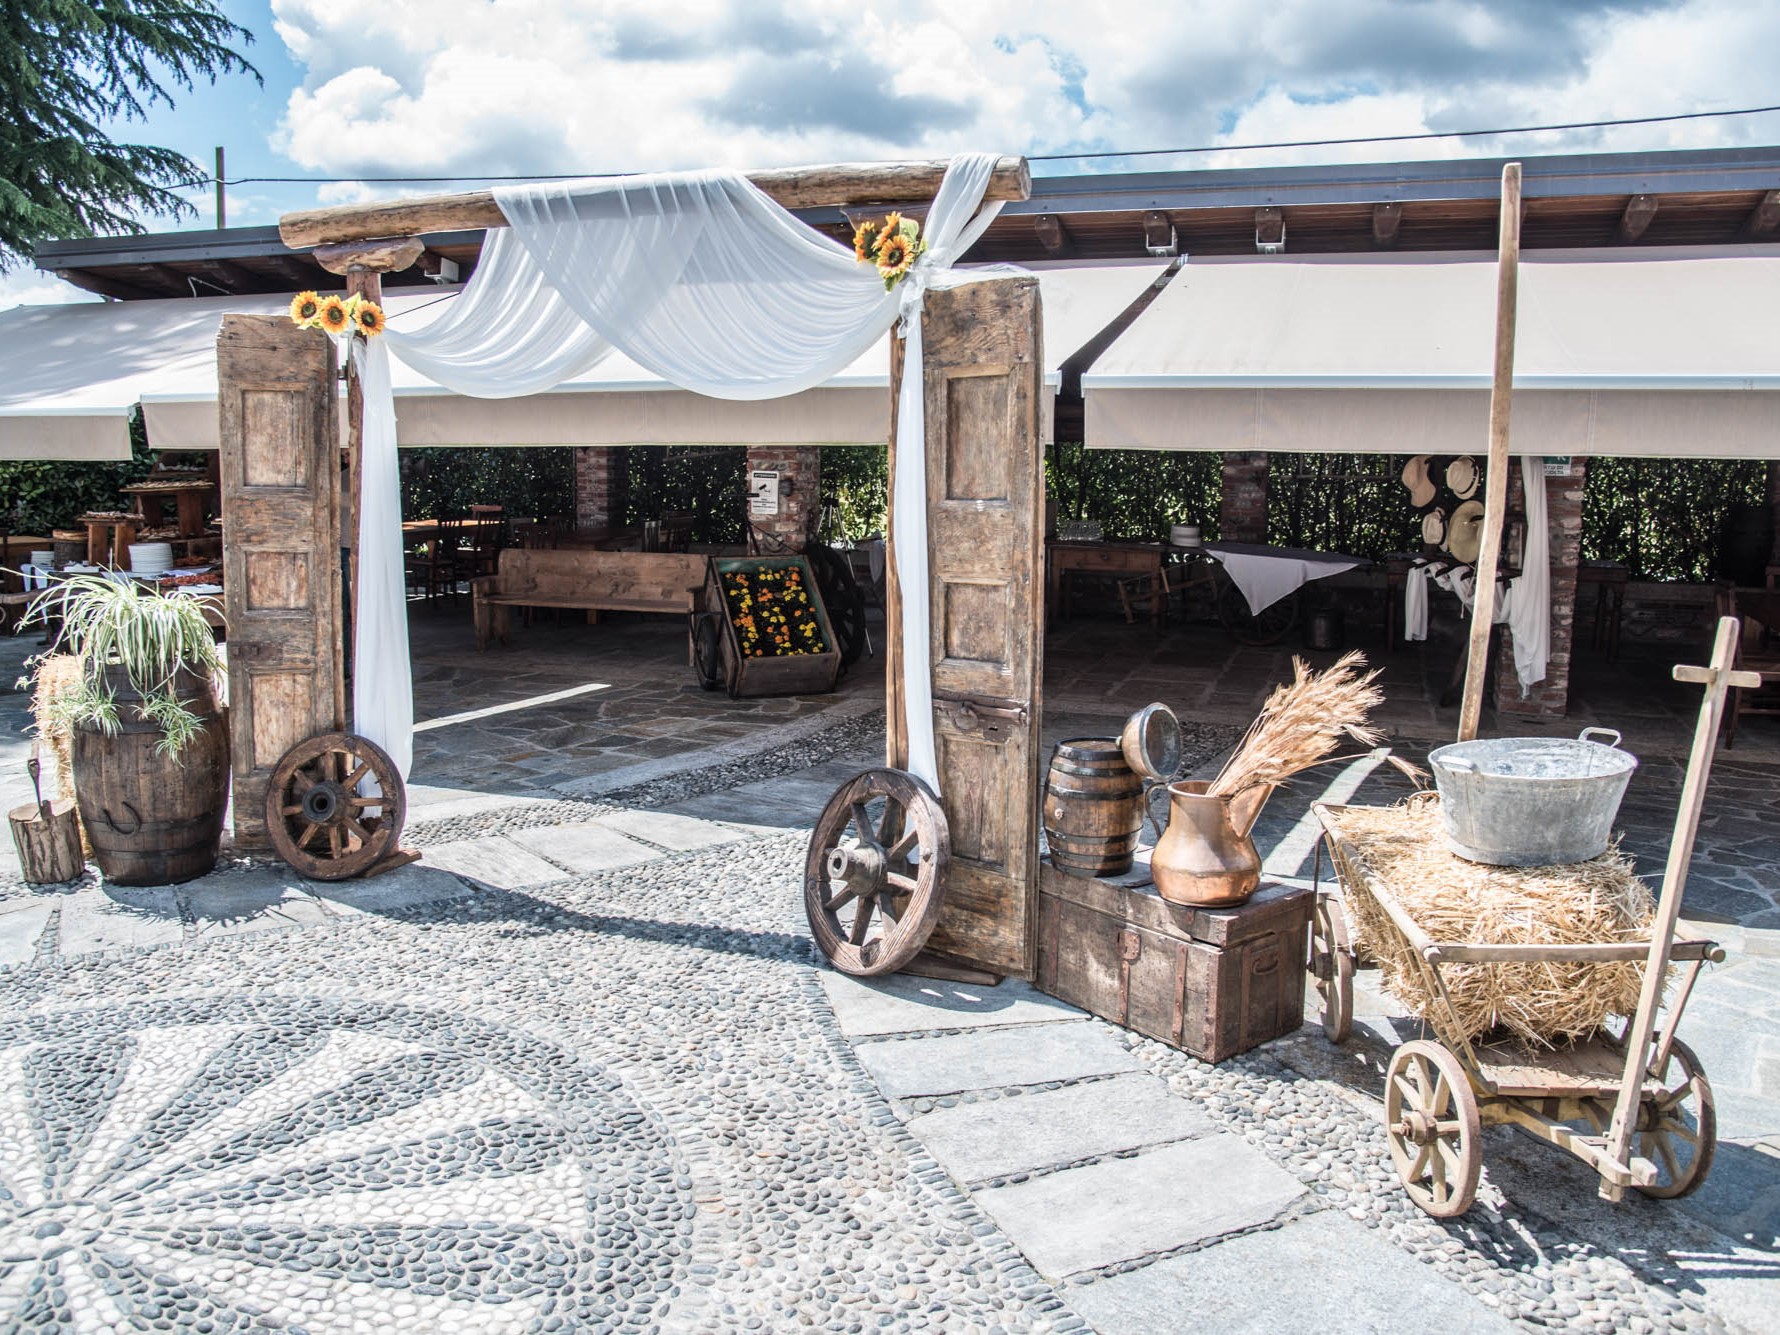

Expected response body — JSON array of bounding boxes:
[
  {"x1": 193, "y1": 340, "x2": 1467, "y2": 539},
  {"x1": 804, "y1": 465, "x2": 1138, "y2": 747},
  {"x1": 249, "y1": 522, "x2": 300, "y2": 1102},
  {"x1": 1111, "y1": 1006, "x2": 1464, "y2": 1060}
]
[
  {"x1": 467, "y1": 504, "x2": 505, "y2": 577},
  {"x1": 661, "y1": 510, "x2": 694, "y2": 553},
  {"x1": 1116, "y1": 563, "x2": 1195, "y2": 625},
  {"x1": 1715, "y1": 585, "x2": 1780, "y2": 748},
  {"x1": 423, "y1": 516, "x2": 473, "y2": 603}
]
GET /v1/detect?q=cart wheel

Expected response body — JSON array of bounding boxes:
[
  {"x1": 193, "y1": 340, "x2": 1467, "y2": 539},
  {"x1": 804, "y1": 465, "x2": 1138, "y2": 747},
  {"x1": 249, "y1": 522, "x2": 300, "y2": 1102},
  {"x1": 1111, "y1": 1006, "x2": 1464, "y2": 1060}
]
[
  {"x1": 1635, "y1": 1038, "x2": 1717, "y2": 1199},
  {"x1": 1310, "y1": 892, "x2": 1354, "y2": 1044},
  {"x1": 691, "y1": 612, "x2": 725, "y2": 691},
  {"x1": 266, "y1": 732, "x2": 405, "y2": 881},
  {"x1": 805, "y1": 768, "x2": 949, "y2": 977},
  {"x1": 1217, "y1": 583, "x2": 1299, "y2": 646},
  {"x1": 1385, "y1": 1040, "x2": 1483, "y2": 1219}
]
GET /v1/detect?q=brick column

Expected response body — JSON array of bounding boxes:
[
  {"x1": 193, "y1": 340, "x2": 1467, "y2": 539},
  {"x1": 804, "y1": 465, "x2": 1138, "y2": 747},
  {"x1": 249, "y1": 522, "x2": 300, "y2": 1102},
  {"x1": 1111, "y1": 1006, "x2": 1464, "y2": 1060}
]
[
  {"x1": 1218, "y1": 452, "x2": 1269, "y2": 542},
  {"x1": 745, "y1": 445, "x2": 821, "y2": 551},
  {"x1": 573, "y1": 446, "x2": 619, "y2": 529},
  {"x1": 1495, "y1": 457, "x2": 1585, "y2": 720}
]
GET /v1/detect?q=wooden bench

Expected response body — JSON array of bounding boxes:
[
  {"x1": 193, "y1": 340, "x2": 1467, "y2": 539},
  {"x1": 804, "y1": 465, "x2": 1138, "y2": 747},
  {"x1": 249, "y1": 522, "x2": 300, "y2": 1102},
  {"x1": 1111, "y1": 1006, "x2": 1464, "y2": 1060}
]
[{"x1": 471, "y1": 549, "x2": 705, "y2": 652}]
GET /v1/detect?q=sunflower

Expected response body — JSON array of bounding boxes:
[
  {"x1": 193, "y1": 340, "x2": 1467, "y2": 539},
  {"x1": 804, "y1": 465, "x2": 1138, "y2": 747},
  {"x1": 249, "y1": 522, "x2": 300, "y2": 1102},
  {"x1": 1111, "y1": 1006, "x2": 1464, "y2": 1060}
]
[
  {"x1": 353, "y1": 300, "x2": 386, "y2": 336},
  {"x1": 852, "y1": 218, "x2": 881, "y2": 263},
  {"x1": 876, "y1": 232, "x2": 918, "y2": 287},
  {"x1": 317, "y1": 295, "x2": 352, "y2": 335},
  {"x1": 289, "y1": 291, "x2": 323, "y2": 326}
]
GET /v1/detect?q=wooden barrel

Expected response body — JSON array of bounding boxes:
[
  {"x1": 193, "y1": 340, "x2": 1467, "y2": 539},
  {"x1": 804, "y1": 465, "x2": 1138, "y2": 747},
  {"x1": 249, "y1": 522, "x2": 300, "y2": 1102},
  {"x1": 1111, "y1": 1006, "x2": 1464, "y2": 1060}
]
[
  {"x1": 70, "y1": 667, "x2": 228, "y2": 886},
  {"x1": 1044, "y1": 738, "x2": 1145, "y2": 877}
]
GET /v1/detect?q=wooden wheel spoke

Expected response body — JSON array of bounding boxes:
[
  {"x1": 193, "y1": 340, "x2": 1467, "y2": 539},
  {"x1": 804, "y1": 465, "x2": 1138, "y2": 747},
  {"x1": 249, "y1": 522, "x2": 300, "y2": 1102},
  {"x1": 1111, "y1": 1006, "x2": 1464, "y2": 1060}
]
[
  {"x1": 349, "y1": 795, "x2": 383, "y2": 810},
  {"x1": 1431, "y1": 1073, "x2": 1451, "y2": 1115},
  {"x1": 824, "y1": 885, "x2": 859, "y2": 912},
  {"x1": 327, "y1": 824, "x2": 343, "y2": 859},
  {"x1": 1649, "y1": 1133, "x2": 1683, "y2": 1183},
  {"x1": 848, "y1": 896, "x2": 876, "y2": 946},
  {"x1": 1429, "y1": 1143, "x2": 1448, "y2": 1194},
  {"x1": 1408, "y1": 1144, "x2": 1431, "y2": 1184},
  {"x1": 886, "y1": 829, "x2": 919, "y2": 863},
  {"x1": 343, "y1": 760, "x2": 371, "y2": 790},
  {"x1": 876, "y1": 800, "x2": 901, "y2": 845},
  {"x1": 885, "y1": 872, "x2": 920, "y2": 896},
  {"x1": 296, "y1": 820, "x2": 323, "y2": 849},
  {"x1": 849, "y1": 801, "x2": 877, "y2": 846},
  {"x1": 344, "y1": 816, "x2": 372, "y2": 846},
  {"x1": 280, "y1": 804, "x2": 304, "y2": 818},
  {"x1": 291, "y1": 770, "x2": 316, "y2": 795}
]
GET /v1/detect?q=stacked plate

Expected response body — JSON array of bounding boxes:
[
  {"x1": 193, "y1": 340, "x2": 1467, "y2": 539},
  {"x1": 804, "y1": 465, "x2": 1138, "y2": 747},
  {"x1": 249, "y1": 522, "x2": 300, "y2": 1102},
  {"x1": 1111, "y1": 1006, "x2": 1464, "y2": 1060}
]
[{"x1": 128, "y1": 542, "x2": 175, "y2": 578}]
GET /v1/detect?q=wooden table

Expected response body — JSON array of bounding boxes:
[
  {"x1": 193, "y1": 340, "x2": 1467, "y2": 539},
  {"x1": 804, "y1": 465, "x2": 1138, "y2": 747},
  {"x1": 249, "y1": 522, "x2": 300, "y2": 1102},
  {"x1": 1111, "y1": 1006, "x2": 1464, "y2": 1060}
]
[
  {"x1": 1046, "y1": 541, "x2": 1166, "y2": 624},
  {"x1": 401, "y1": 517, "x2": 505, "y2": 546},
  {"x1": 121, "y1": 480, "x2": 216, "y2": 538}
]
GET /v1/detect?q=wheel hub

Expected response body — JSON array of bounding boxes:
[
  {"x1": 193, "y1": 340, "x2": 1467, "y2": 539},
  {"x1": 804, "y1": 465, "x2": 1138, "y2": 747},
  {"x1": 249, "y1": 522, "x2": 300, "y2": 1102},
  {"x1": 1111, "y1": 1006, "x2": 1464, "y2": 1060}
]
[
  {"x1": 301, "y1": 780, "x2": 345, "y2": 825},
  {"x1": 1399, "y1": 1111, "x2": 1438, "y2": 1145},
  {"x1": 827, "y1": 842, "x2": 886, "y2": 897}
]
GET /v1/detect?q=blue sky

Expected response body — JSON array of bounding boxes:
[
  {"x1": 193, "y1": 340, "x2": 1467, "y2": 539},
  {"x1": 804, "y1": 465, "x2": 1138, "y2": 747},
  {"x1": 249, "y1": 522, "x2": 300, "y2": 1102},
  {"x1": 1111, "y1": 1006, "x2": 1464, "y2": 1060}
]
[{"x1": 8, "y1": 0, "x2": 1780, "y2": 306}]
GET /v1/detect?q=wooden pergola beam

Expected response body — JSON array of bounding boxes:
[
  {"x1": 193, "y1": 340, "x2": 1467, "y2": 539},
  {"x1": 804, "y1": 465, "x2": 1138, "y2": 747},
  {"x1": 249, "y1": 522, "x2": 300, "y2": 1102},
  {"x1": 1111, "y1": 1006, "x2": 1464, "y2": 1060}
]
[
  {"x1": 1033, "y1": 213, "x2": 1070, "y2": 255},
  {"x1": 279, "y1": 156, "x2": 1032, "y2": 249},
  {"x1": 1371, "y1": 202, "x2": 1402, "y2": 248},
  {"x1": 1745, "y1": 188, "x2": 1780, "y2": 238}
]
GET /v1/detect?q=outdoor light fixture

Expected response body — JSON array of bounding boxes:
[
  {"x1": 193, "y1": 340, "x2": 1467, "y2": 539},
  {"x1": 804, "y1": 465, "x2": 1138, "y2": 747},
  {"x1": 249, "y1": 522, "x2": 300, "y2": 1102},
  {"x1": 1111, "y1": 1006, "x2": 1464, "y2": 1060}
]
[
  {"x1": 1143, "y1": 211, "x2": 1178, "y2": 257},
  {"x1": 425, "y1": 256, "x2": 460, "y2": 285},
  {"x1": 1255, "y1": 207, "x2": 1287, "y2": 254}
]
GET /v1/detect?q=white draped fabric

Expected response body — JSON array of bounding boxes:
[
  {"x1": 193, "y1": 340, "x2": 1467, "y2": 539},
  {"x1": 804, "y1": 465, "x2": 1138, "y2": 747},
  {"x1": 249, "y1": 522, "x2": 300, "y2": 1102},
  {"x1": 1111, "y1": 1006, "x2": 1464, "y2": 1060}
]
[
  {"x1": 350, "y1": 338, "x2": 415, "y2": 779},
  {"x1": 356, "y1": 154, "x2": 1006, "y2": 786}
]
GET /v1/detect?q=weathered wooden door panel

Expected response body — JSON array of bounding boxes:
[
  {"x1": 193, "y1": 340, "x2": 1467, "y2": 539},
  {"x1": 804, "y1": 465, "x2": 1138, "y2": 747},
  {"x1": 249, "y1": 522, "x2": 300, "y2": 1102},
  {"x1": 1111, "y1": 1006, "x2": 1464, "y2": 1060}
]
[
  {"x1": 915, "y1": 277, "x2": 1045, "y2": 978},
  {"x1": 217, "y1": 315, "x2": 343, "y2": 848}
]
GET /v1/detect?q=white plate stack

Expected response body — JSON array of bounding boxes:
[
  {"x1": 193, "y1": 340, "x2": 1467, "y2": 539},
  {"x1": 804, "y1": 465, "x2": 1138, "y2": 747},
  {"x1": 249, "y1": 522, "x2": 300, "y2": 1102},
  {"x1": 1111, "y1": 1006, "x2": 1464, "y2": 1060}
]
[{"x1": 128, "y1": 543, "x2": 175, "y2": 578}]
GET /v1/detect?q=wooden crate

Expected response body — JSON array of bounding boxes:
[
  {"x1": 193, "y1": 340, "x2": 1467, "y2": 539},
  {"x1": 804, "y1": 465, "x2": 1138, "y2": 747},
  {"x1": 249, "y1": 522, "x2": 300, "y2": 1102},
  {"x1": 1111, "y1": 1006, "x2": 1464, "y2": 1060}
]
[
  {"x1": 1037, "y1": 861, "x2": 1313, "y2": 1063},
  {"x1": 704, "y1": 555, "x2": 841, "y2": 698}
]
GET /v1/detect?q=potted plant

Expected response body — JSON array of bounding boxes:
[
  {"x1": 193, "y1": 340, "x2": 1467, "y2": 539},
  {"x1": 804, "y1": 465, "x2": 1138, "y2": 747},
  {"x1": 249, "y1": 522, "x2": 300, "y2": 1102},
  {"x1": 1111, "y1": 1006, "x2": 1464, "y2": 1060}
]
[{"x1": 25, "y1": 575, "x2": 228, "y2": 885}]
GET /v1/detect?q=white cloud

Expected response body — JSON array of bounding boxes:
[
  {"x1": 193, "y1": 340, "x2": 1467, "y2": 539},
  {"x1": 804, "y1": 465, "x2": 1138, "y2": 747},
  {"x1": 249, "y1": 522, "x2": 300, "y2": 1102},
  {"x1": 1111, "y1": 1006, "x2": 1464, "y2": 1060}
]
[{"x1": 261, "y1": 0, "x2": 1777, "y2": 194}]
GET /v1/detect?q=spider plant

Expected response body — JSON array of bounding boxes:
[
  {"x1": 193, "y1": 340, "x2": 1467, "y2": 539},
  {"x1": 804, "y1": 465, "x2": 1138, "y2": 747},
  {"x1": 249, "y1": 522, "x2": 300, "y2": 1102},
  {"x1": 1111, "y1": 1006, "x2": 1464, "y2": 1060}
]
[{"x1": 22, "y1": 574, "x2": 222, "y2": 759}]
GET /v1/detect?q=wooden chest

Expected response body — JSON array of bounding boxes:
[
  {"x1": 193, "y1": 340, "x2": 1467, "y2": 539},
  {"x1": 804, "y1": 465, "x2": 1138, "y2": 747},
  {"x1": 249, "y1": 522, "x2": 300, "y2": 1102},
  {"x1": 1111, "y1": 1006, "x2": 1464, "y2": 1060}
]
[{"x1": 1037, "y1": 861, "x2": 1313, "y2": 1063}]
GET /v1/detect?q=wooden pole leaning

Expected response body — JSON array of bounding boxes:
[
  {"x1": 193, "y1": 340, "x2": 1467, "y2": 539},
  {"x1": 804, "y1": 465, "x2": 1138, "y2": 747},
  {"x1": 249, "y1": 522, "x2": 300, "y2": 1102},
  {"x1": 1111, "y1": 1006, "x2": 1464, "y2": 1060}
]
[
  {"x1": 1456, "y1": 161, "x2": 1523, "y2": 743},
  {"x1": 1598, "y1": 618, "x2": 1758, "y2": 1199},
  {"x1": 278, "y1": 157, "x2": 1032, "y2": 248}
]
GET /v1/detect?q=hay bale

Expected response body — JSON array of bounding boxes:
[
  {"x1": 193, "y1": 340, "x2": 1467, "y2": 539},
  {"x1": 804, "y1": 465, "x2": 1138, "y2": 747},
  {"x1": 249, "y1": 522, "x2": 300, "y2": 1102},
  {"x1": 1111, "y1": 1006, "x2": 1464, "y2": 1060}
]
[{"x1": 1330, "y1": 795, "x2": 1656, "y2": 1049}]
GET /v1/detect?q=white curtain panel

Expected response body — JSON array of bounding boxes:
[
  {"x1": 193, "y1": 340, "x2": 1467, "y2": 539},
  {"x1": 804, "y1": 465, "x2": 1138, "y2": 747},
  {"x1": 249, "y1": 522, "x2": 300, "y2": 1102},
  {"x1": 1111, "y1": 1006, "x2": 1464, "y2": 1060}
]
[
  {"x1": 365, "y1": 153, "x2": 1005, "y2": 787},
  {"x1": 350, "y1": 337, "x2": 415, "y2": 779}
]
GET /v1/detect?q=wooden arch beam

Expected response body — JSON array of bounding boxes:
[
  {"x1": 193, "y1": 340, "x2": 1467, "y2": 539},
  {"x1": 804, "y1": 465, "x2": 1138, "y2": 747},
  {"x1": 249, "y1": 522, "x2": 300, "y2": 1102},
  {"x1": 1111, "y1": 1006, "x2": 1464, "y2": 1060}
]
[{"x1": 279, "y1": 156, "x2": 1032, "y2": 249}]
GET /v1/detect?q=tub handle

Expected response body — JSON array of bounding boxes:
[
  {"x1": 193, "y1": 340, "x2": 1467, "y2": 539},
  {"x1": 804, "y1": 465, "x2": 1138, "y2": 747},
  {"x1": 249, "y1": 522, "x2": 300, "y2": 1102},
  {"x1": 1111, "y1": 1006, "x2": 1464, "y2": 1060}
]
[
  {"x1": 1577, "y1": 727, "x2": 1623, "y2": 749},
  {"x1": 1441, "y1": 755, "x2": 1478, "y2": 773}
]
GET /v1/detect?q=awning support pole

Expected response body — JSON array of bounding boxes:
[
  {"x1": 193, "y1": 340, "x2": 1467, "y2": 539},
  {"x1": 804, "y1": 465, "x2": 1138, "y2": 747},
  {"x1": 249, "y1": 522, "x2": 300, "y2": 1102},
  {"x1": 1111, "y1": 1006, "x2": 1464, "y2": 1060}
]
[{"x1": 1456, "y1": 162, "x2": 1522, "y2": 743}]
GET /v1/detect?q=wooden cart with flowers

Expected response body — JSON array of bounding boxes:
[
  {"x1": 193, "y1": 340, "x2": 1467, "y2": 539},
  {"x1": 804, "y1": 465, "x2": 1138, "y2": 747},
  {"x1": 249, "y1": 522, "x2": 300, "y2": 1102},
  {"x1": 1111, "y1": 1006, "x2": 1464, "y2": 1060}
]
[{"x1": 702, "y1": 554, "x2": 842, "y2": 698}]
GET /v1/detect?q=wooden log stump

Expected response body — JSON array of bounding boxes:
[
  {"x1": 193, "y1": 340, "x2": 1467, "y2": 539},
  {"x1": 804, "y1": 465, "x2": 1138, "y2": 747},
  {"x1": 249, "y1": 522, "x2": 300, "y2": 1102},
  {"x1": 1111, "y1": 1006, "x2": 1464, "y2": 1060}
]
[{"x1": 10, "y1": 799, "x2": 84, "y2": 884}]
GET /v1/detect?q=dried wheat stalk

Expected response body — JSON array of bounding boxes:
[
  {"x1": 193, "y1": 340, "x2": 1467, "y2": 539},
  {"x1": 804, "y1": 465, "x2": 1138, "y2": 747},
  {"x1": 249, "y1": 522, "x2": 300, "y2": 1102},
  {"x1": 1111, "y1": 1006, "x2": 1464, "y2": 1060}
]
[{"x1": 1208, "y1": 651, "x2": 1414, "y2": 799}]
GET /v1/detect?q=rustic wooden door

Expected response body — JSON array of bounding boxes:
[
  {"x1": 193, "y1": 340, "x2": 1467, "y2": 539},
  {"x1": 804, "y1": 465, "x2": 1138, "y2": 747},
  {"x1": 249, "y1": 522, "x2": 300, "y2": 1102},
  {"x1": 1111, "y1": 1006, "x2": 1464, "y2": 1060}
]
[
  {"x1": 217, "y1": 315, "x2": 345, "y2": 848},
  {"x1": 891, "y1": 276, "x2": 1046, "y2": 978}
]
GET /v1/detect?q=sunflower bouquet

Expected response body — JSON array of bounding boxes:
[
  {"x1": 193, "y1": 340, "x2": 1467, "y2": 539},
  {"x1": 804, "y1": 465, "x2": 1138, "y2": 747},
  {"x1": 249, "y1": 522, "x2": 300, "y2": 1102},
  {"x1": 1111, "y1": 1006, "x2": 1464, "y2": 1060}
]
[
  {"x1": 852, "y1": 211, "x2": 927, "y2": 291},
  {"x1": 289, "y1": 290, "x2": 386, "y2": 339}
]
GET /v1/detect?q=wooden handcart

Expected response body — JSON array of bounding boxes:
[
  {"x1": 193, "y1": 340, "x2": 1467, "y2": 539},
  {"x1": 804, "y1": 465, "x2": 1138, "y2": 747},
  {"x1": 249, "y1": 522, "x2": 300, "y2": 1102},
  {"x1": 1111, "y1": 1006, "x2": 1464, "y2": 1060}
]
[{"x1": 1305, "y1": 619, "x2": 1755, "y2": 1219}]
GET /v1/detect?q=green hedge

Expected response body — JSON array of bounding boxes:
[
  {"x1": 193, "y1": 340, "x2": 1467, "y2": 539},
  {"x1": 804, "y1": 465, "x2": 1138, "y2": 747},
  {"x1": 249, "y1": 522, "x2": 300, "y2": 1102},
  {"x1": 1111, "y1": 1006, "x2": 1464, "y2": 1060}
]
[{"x1": 398, "y1": 447, "x2": 574, "y2": 522}]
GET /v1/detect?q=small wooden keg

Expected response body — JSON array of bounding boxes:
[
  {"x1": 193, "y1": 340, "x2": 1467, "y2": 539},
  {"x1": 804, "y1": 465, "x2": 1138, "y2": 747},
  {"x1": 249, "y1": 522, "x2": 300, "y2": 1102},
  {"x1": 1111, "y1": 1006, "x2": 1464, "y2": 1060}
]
[{"x1": 1044, "y1": 738, "x2": 1145, "y2": 877}]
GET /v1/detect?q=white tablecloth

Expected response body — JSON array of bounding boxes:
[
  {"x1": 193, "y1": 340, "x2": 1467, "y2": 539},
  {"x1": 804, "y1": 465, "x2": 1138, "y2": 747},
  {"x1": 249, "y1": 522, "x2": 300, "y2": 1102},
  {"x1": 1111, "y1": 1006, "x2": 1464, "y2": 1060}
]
[{"x1": 1204, "y1": 542, "x2": 1364, "y2": 615}]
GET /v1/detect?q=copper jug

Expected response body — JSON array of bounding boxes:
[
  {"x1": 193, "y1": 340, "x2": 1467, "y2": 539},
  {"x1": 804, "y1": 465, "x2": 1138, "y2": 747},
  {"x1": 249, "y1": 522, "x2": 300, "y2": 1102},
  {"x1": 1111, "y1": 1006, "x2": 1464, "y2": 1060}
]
[{"x1": 1150, "y1": 781, "x2": 1272, "y2": 907}]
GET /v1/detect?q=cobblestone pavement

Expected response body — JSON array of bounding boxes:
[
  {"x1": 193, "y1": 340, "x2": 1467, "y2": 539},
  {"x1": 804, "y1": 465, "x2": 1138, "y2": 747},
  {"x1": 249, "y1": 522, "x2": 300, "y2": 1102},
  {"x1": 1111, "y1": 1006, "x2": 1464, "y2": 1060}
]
[{"x1": 1, "y1": 614, "x2": 1777, "y2": 1331}]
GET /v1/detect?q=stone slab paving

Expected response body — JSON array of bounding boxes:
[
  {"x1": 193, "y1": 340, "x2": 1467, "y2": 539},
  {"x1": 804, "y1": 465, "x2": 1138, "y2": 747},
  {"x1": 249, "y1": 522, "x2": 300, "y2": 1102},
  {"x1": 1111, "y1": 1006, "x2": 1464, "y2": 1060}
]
[
  {"x1": 413, "y1": 833, "x2": 573, "y2": 888},
  {"x1": 975, "y1": 1137, "x2": 1309, "y2": 1277},
  {"x1": 1065, "y1": 1211, "x2": 1520, "y2": 1335},
  {"x1": 902, "y1": 1074, "x2": 1216, "y2": 1184},
  {"x1": 819, "y1": 972, "x2": 1083, "y2": 1037},
  {"x1": 855, "y1": 1020, "x2": 1143, "y2": 1100},
  {"x1": 507, "y1": 820, "x2": 660, "y2": 875}
]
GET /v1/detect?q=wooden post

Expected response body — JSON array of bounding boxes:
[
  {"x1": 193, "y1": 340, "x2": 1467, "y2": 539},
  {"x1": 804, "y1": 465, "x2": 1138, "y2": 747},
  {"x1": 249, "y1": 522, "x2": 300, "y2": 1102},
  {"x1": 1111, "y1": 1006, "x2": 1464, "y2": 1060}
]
[
  {"x1": 1456, "y1": 162, "x2": 1522, "y2": 743},
  {"x1": 313, "y1": 238, "x2": 424, "y2": 667},
  {"x1": 1597, "y1": 617, "x2": 1760, "y2": 1199},
  {"x1": 885, "y1": 329, "x2": 907, "y2": 771}
]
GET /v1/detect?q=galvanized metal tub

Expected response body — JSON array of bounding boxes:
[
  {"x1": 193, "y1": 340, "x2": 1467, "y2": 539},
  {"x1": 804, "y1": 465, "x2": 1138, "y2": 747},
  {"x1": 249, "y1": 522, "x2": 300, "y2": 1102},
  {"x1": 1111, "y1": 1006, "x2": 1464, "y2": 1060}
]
[{"x1": 1427, "y1": 728, "x2": 1638, "y2": 867}]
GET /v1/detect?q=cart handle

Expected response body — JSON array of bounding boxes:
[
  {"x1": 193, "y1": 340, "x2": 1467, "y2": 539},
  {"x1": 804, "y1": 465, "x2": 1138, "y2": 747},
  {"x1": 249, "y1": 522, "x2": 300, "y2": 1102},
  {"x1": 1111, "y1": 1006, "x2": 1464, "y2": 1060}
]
[{"x1": 1427, "y1": 937, "x2": 1724, "y2": 965}]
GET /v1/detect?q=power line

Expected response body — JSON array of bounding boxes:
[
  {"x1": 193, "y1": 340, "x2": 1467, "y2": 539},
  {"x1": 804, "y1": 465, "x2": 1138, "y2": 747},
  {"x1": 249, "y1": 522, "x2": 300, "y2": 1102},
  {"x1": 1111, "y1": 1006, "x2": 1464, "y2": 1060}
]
[
  {"x1": 1029, "y1": 101, "x2": 1780, "y2": 162},
  {"x1": 202, "y1": 100, "x2": 1780, "y2": 187}
]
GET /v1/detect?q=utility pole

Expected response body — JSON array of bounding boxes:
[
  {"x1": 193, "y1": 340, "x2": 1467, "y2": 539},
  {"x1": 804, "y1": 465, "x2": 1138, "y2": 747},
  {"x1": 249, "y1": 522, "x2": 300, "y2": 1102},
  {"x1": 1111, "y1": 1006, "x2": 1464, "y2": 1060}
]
[{"x1": 215, "y1": 146, "x2": 226, "y2": 229}]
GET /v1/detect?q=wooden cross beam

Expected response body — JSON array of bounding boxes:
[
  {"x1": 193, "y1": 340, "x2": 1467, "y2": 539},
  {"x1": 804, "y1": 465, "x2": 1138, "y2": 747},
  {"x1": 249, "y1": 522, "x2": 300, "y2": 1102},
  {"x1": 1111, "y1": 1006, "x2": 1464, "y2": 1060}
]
[{"x1": 279, "y1": 157, "x2": 1032, "y2": 250}]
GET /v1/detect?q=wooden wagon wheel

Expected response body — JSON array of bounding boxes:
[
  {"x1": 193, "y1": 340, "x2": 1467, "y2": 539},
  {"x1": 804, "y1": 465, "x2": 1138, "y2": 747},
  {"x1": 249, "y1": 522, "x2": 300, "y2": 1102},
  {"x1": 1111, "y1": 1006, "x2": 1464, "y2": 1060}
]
[
  {"x1": 1310, "y1": 891, "x2": 1354, "y2": 1044},
  {"x1": 1385, "y1": 1039, "x2": 1483, "y2": 1218},
  {"x1": 1216, "y1": 582, "x2": 1299, "y2": 647},
  {"x1": 266, "y1": 732, "x2": 406, "y2": 881},
  {"x1": 805, "y1": 768, "x2": 949, "y2": 977},
  {"x1": 1634, "y1": 1038, "x2": 1717, "y2": 1199}
]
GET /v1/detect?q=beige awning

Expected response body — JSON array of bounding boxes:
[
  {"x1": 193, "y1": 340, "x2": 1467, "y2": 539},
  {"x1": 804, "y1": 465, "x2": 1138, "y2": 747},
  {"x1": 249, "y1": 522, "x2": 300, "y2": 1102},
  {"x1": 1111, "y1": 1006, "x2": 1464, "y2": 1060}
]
[
  {"x1": 1082, "y1": 246, "x2": 1780, "y2": 458},
  {"x1": 0, "y1": 260, "x2": 1168, "y2": 456}
]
